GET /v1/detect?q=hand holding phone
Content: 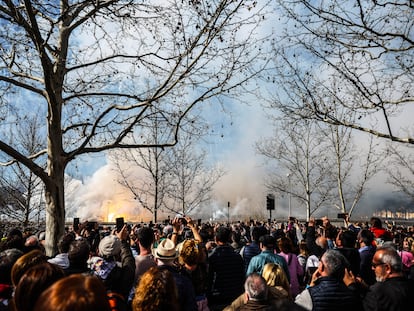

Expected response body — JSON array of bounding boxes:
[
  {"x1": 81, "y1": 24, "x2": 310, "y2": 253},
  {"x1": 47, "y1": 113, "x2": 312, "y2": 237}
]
[
  {"x1": 116, "y1": 217, "x2": 125, "y2": 233},
  {"x1": 73, "y1": 218, "x2": 80, "y2": 231}
]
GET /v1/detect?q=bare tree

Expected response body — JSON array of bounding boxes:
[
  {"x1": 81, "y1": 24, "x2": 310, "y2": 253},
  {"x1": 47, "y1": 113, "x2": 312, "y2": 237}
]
[
  {"x1": 110, "y1": 113, "x2": 172, "y2": 223},
  {"x1": 164, "y1": 133, "x2": 225, "y2": 216},
  {"x1": 256, "y1": 120, "x2": 335, "y2": 220},
  {"x1": 0, "y1": 165, "x2": 44, "y2": 227},
  {"x1": 269, "y1": 1, "x2": 414, "y2": 144},
  {"x1": 324, "y1": 124, "x2": 381, "y2": 221},
  {"x1": 112, "y1": 146, "x2": 169, "y2": 223},
  {"x1": 0, "y1": 1, "x2": 271, "y2": 255},
  {"x1": 0, "y1": 114, "x2": 45, "y2": 227},
  {"x1": 386, "y1": 144, "x2": 414, "y2": 200},
  {"x1": 112, "y1": 112, "x2": 223, "y2": 221}
]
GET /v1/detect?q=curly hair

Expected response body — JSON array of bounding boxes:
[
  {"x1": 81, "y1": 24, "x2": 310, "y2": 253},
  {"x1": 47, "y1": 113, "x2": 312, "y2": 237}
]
[
  {"x1": 179, "y1": 239, "x2": 202, "y2": 267},
  {"x1": 132, "y1": 266, "x2": 179, "y2": 311}
]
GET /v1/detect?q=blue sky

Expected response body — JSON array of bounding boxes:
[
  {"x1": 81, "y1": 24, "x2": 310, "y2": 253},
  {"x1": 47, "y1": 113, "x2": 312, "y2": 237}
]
[{"x1": 54, "y1": 2, "x2": 414, "y2": 222}]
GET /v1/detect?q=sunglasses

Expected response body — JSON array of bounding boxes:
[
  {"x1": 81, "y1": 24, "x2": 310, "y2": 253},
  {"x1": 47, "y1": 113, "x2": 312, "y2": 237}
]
[{"x1": 371, "y1": 262, "x2": 386, "y2": 268}]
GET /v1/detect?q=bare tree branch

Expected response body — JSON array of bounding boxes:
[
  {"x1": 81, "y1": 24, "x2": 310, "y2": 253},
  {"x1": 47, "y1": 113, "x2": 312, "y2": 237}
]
[
  {"x1": 0, "y1": 0, "x2": 272, "y2": 255},
  {"x1": 269, "y1": 0, "x2": 414, "y2": 144}
]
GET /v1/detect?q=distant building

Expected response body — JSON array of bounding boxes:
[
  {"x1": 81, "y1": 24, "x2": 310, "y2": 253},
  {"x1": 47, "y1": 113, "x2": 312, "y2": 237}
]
[{"x1": 373, "y1": 209, "x2": 414, "y2": 220}]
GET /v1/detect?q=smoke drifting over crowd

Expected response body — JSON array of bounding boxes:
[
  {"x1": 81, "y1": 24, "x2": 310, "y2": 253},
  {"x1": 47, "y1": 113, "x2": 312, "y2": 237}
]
[
  {"x1": 66, "y1": 156, "x2": 411, "y2": 225},
  {"x1": 66, "y1": 152, "x2": 270, "y2": 223},
  {"x1": 65, "y1": 103, "x2": 414, "y2": 224},
  {"x1": 67, "y1": 163, "x2": 139, "y2": 222}
]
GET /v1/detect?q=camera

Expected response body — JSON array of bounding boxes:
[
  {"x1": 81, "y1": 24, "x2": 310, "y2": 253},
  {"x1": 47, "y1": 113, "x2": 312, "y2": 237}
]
[
  {"x1": 337, "y1": 213, "x2": 348, "y2": 219},
  {"x1": 315, "y1": 219, "x2": 323, "y2": 227},
  {"x1": 176, "y1": 214, "x2": 187, "y2": 225}
]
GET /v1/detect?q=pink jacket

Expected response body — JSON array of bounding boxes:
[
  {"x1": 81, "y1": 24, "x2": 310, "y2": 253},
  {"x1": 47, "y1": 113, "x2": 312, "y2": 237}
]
[{"x1": 278, "y1": 251, "x2": 304, "y2": 298}]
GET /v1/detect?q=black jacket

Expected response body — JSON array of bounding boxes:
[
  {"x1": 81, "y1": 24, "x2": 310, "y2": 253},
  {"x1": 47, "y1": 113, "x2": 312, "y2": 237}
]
[
  {"x1": 358, "y1": 245, "x2": 376, "y2": 285},
  {"x1": 335, "y1": 247, "x2": 361, "y2": 276},
  {"x1": 207, "y1": 244, "x2": 244, "y2": 307},
  {"x1": 101, "y1": 240, "x2": 135, "y2": 300},
  {"x1": 306, "y1": 226, "x2": 325, "y2": 258},
  {"x1": 241, "y1": 241, "x2": 260, "y2": 272},
  {"x1": 309, "y1": 276, "x2": 362, "y2": 311},
  {"x1": 159, "y1": 264, "x2": 197, "y2": 311},
  {"x1": 362, "y1": 277, "x2": 414, "y2": 311}
]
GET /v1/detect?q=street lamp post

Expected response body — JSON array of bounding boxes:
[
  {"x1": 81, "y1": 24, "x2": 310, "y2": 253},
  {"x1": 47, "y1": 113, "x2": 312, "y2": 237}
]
[{"x1": 227, "y1": 201, "x2": 230, "y2": 224}]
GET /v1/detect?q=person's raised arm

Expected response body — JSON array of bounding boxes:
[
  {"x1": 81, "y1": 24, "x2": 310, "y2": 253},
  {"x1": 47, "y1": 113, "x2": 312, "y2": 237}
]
[
  {"x1": 171, "y1": 217, "x2": 181, "y2": 246},
  {"x1": 295, "y1": 221, "x2": 304, "y2": 242},
  {"x1": 185, "y1": 216, "x2": 202, "y2": 242}
]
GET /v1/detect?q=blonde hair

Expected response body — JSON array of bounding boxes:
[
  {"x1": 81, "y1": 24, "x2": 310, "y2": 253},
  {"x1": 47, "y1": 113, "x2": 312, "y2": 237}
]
[
  {"x1": 132, "y1": 266, "x2": 178, "y2": 311},
  {"x1": 262, "y1": 263, "x2": 290, "y2": 294},
  {"x1": 178, "y1": 239, "x2": 201, "y2": 266}
]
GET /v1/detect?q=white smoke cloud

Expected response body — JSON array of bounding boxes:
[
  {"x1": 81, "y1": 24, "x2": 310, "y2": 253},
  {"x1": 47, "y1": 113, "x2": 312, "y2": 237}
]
[
  {"x1": 67, "y1": 96, "x2": 414, "y2": 224},
  {"x1": 67, "y1": 99, "x2": 286, "y2": 223},
  {"x1": 68, "y1": 162, "x2": 145, "y2": 222}
]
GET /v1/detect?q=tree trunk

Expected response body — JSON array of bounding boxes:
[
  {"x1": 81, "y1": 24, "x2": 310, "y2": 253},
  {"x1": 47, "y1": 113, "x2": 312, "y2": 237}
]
[
  {"x1": 45, "y1": 93, "x2": 66, "y2": 256},
  {"x1": 153, "y1": 207, "x2": 158, "y2": 223},
  {"x1": 44, "y1": 178, "x2": 65, "y2": 256},
  {"x1": 44, "y1": 132, "x2": 66, "y2": 256}
]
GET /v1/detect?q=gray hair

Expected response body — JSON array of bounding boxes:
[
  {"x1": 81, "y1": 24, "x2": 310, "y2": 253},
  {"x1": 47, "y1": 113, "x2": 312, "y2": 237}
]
[
  {"x1": 377, "y1": 246, "x2": 402, "y2": 273},
  {"x1": 321, "y1": 249, "x2": 348, "y2": 279},
  {"x1": 244, "y1": 273, "x2": 268, "y2": 301},
  {"x1": 0, "y1": 248, "x2": 23, "y2": 264}
]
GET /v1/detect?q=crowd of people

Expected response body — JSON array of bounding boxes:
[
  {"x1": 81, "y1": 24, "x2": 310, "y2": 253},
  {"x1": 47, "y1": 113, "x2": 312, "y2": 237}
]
[{"x1": 0, "y1": 215, "x2": 413, "y2": 311}]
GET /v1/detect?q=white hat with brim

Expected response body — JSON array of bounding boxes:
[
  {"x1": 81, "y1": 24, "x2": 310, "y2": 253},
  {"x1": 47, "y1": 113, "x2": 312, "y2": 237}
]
[{"x1": 153, "y1": 238, "x2": 178, "y2": 259}]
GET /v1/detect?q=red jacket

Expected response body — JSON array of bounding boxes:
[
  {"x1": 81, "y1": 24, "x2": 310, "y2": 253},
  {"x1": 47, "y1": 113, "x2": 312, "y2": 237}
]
[{"x1": 370, "y1": 227, "x2": 393, "y2": 241}]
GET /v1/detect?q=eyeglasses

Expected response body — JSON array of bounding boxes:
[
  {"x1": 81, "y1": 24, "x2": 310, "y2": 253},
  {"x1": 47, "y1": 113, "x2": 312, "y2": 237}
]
[{"x1": 371, "y1": 262, "x2": 386, "y2": 268}]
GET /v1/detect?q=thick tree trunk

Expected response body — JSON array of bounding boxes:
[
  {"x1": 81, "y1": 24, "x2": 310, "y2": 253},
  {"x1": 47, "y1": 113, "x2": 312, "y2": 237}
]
[
  {"x1": 44, "y1": 90, "x2": 65, "y2": 256},
  {"x1": 44, "y1": 181, "x2": 65, "y2": 256},
  {"x1": 44, "y1": 156, "x2": 66, "y2": 257}
]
